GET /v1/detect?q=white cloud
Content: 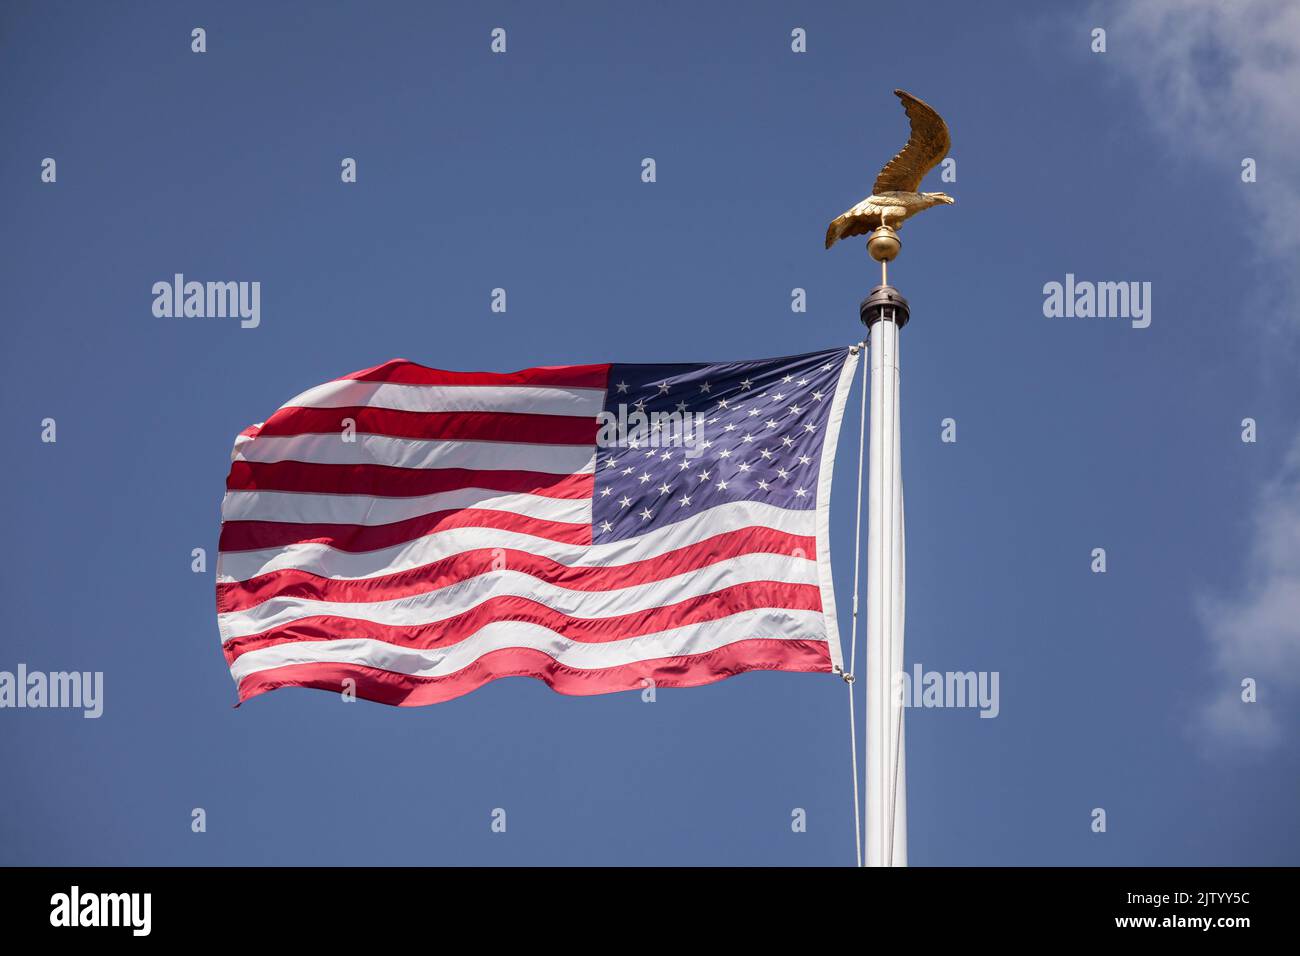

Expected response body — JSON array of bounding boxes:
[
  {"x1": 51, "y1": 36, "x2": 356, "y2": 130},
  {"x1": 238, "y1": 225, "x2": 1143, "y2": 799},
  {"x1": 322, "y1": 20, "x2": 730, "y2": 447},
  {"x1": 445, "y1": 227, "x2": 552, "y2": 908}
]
[
  {"x1": 1106, "y1": 0, "x2": 1300, "y2": 266},
  {"x1": 1100, "y1": 0, "x2": 1300, "y2": 746},
  {"x1": 1196, "y1": 437, "x2": 1300, "y2": 748}
]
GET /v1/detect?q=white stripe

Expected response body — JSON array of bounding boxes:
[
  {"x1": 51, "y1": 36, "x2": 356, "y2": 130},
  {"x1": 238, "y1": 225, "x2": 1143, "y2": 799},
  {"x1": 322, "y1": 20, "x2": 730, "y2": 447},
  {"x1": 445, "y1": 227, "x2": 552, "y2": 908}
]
[
  {"x1": 219, "y1": 551, "x2": 818, "y2": 640},
  {"x1": 217, "y1": 499, "x2": 816, "y2": 583},
  {"x1": 283, "y1": 380, "x2": 604, "y2": 417},
  {"x1": 231, "y1": 427, "x2": 262, "y2": 462},
  {"x1": 221, "y1": 488, "x2": 590, "y2": 527},
  {"x1": 235, "y1": 433, "x2": 596, "y2": 473},
  {"x1": 230, "y1": 607, "x2": 829, "y2": 682}
]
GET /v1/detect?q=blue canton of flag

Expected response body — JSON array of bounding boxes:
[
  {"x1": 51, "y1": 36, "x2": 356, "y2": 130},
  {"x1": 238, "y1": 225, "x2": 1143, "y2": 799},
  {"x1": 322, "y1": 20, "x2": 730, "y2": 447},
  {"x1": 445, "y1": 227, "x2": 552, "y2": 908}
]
[{"x1": 594, "y1": 347, "x2": 853, "y2": 541}]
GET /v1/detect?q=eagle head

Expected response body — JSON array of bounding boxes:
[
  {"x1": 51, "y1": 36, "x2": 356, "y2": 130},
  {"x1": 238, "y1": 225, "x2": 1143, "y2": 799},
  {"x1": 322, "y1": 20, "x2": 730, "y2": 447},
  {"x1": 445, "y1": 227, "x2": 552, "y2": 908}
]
[{"x1": 923, "y1": 192, "x2": 955, "y2": 206}]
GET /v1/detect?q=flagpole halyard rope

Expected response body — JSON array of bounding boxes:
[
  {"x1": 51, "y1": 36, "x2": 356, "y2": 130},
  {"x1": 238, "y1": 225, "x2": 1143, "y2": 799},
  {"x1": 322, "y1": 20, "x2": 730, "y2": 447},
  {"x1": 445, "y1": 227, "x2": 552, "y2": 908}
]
[
  {"x1": 886, "y1": 484, "x2": 905, "y2": 865},
  {"x1": 845, "y1": 343, "x2": 868, "y2": 868}
]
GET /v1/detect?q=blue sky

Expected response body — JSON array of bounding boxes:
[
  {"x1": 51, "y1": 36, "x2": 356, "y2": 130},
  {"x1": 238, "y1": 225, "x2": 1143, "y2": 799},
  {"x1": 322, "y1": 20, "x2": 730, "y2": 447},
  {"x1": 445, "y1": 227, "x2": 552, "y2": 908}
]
[{"x1": 1, "y1": 0, "x2": 1297, "y2": 865}]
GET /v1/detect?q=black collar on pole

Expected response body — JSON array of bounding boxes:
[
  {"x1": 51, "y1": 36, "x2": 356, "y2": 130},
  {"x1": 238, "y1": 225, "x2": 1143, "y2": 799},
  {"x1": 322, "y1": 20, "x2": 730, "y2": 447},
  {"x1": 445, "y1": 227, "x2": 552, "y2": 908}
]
[{"x1": 860, "y1": 284, "x2": 910, "y2": 329}]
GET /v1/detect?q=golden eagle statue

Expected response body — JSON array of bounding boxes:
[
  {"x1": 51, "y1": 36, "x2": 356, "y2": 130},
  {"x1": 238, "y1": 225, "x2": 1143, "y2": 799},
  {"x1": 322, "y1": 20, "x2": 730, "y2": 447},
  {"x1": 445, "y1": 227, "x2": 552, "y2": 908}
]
[{"x1": 825, "y1": 89, "x2": 954, "y2": 250}]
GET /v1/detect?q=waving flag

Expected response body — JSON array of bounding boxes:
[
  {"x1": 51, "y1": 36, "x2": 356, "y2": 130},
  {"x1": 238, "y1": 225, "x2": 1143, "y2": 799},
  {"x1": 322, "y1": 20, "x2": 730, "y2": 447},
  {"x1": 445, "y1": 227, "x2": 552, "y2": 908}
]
[{"x1": 217, "y1": 346, "x2": 859, "y2": 705}]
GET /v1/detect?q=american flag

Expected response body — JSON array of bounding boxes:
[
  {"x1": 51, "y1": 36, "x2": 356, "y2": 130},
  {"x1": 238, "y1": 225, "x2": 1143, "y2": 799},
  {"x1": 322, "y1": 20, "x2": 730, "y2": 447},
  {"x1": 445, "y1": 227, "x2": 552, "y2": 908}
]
[{"x1": 217, "y1": 345, "x2": 859, "y2": 705}]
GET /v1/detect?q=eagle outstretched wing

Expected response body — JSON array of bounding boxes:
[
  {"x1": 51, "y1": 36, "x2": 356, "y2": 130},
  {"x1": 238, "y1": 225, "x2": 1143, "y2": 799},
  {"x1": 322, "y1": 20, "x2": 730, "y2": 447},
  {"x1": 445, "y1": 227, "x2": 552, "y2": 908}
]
[{"x1": 871, "y1": 89, "x2": 951, "y2": 194}]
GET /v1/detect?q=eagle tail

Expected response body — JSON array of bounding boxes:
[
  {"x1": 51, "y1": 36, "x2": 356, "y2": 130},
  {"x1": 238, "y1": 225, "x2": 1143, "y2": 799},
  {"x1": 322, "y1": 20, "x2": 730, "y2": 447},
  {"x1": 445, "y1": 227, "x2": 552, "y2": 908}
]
[
  {"x1": 824, "y1": 218, "x2": 842, "y2": 249},
  {"x1": 825, "y1": 213, "x2": 876, "y2": 250}
]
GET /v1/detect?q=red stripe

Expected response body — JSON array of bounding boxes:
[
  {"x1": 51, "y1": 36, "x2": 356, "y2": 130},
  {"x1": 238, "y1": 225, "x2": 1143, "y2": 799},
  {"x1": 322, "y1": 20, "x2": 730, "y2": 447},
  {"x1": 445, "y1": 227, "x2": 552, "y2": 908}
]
[
  {"x1": 218, "y1": 527, "x2": 817, "y2": 611},
  {"x1": 340, "y1": 359, "x2": 611, "y2": 389},
  {"x1": 254, "y1": 407, "x2": 598, "y2": 445},
  {"x1": 219, "y1": 508, "x2": 592, "y2": 553},
  {"x1": 222, "y1": 581, "x2": 823, "y2": 662},
  {"x1": 225, "y1": 462, "x2": 593, "y2": 500},
  {"x1": 235, "y1": 639, "x2": 833, "y2": 706}
]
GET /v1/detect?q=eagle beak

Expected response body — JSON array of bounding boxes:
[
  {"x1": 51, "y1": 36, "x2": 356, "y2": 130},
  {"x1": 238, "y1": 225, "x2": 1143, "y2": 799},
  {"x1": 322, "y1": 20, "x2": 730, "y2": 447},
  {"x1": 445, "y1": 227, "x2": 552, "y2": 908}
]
[{"x1": 942, "y1": 195, "x2": 955, "y2": 204}]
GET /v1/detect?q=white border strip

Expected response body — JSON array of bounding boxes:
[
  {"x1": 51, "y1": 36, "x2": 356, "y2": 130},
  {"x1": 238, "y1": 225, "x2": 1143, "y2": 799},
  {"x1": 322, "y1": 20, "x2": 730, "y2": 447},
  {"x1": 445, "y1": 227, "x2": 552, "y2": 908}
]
[{"x1": 815, "y1": 344, "x2": 860, "y2": 674}]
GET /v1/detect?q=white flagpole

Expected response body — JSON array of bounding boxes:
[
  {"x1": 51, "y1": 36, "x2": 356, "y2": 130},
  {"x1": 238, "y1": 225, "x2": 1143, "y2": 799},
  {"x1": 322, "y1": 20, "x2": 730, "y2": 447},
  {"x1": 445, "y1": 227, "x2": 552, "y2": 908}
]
[{"x1": 862, "y1": 238, "x2": 908, "y2": 867}]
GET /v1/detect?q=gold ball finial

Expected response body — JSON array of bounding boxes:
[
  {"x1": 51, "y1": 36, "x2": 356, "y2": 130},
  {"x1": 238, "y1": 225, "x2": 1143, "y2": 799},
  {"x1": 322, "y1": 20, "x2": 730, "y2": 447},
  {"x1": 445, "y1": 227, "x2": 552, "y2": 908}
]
[{"x1": 867, "y1": 226, "x2": 901, "y2": 263}]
